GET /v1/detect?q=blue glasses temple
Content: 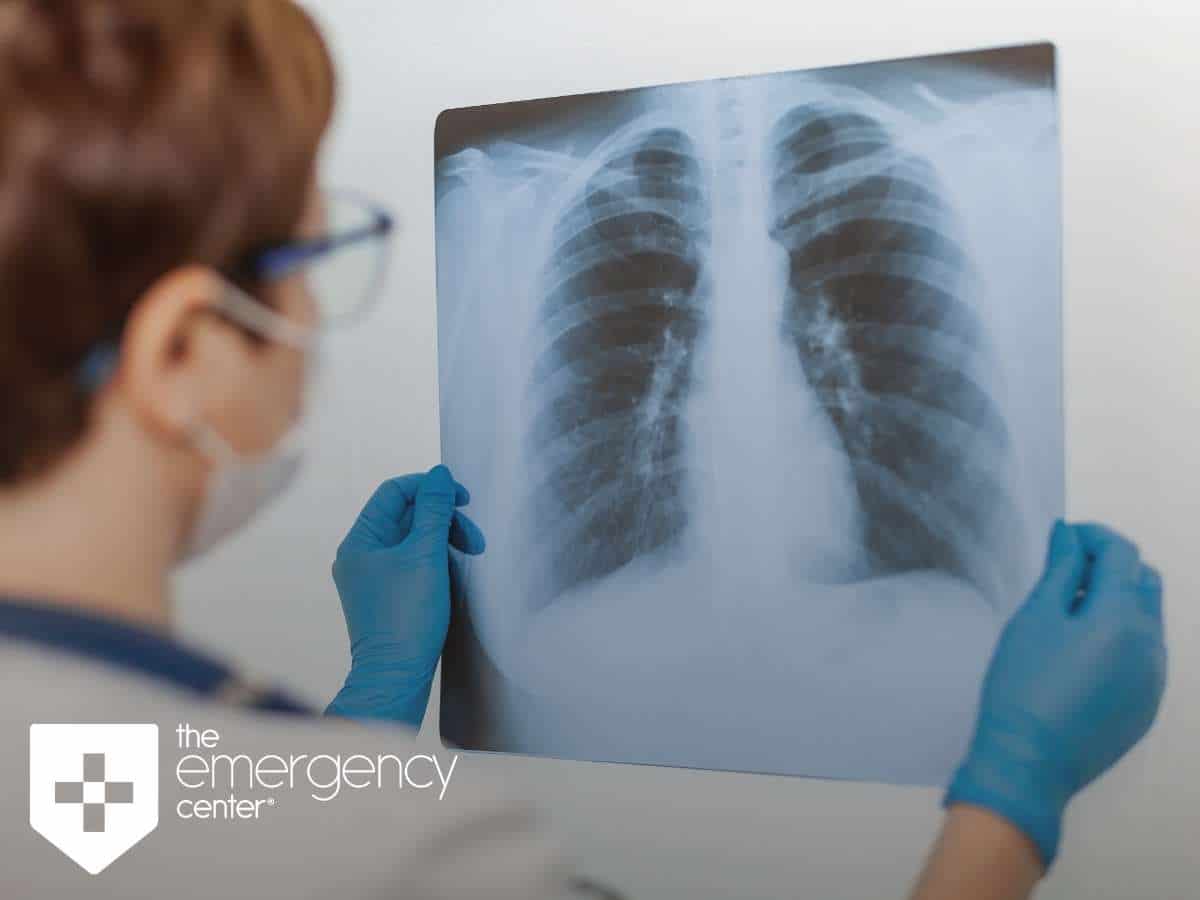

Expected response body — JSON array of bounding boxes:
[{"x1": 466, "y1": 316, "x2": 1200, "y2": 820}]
[
  {"x1": 75, "y1": 201, "x2": 395, "y2": 392},
  {"x1": 76, "y1": 343, "x2": 121, "y2": 393},
  {"x1": 245, "y1": 209, "x2": 395, "y2": 282}
]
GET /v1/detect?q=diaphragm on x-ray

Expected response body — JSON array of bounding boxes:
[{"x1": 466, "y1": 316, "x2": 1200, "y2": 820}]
[{"x1": 434, "y1": 44, "x2": 1063, "y2": 784}]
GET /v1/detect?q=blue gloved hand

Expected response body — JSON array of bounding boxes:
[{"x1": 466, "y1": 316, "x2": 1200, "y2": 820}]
[
  {"x1": 945, "y1": 521, "x2": 1167, "y2": 869},
  {"x1": 325, "y1": 466, "x2": 486, "y2": 726}
]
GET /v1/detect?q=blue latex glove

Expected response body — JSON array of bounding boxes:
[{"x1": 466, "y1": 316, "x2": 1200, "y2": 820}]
[
  {"x1": 325, "y1": 466, "x2": 486, "y2": 726},
  {"x1": 945, "y1": 521, "x2": 1167, "y2": 869}
]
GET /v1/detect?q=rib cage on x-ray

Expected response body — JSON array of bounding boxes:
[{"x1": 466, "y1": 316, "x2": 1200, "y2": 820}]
[
  {"x1": 437, "y1": 47, "x2": 1060, "y2": 780},
  {"x1": 527, "y1": 128, "x2": 710, "y2": 608},
  {"x1": 519, "y1": 93, "x2": 1021, "y2": 611},
  {"x1": 767, "y1": 103, "x2": 1018, "y2": 603}
]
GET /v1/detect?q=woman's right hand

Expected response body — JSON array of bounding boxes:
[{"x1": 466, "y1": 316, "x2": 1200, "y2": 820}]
[{"x1": 325, "y1": 466, "x2": 486, "y2": 727}]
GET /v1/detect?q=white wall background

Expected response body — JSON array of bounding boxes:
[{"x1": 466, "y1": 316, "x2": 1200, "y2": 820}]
[{"x1": 177, "y1": 1, "x2": 1200, "y2": 897}]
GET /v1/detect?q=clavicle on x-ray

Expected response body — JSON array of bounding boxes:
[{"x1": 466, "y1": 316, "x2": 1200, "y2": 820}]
[{"x1": 435, "y1": 44, "x2": 1063, "y2": 784}]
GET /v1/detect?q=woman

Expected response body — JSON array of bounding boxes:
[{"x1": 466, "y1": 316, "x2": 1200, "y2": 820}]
[{"x1": 0, "y1": 2, "x2": 1166, "y2": 899}]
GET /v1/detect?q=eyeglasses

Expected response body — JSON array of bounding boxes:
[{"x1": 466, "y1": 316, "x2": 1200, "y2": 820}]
[
  {"x1": 76, "y1": 189, "x2": 395, "y2": 390},
  {"x1": 231, "y1": 189, "x2": 396, "y2": 327}
]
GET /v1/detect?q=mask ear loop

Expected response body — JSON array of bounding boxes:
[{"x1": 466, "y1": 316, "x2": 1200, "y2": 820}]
[
  {"x1": 214, "y1": 280, "x2": 319, "y2": 351},
  {"x1": 186, "y1": 412, "x2": 307, "y2": 469},
  {"x1": 186, "y1": 419, "x2": 237, "y2": 468},
  {"x1": 186, "y1": 277, "x2": 319, "y2": 466}
]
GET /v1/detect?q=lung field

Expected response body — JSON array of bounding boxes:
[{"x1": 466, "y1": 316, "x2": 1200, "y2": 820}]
[{"x1": 527, "y1": 128, "x2": 710, "y2": 608}]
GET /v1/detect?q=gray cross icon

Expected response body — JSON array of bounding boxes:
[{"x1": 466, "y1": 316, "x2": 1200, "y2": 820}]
[{"x1": 55, "y1": 753, "x2": 134, "y2": 833}]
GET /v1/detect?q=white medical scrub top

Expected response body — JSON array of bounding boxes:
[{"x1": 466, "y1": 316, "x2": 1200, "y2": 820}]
[{"x1": 0, "y1": 599, "x2": 609, "y2": 899}]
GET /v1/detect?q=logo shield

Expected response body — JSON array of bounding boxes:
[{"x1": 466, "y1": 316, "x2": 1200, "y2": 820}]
[{"x1": 30, "y1": 724, "x2": 159, "y2": 875}]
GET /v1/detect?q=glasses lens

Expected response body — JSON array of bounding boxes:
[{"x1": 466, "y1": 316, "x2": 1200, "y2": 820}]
[{"x1": 303, "y1": 191, "x2": 392, "y2": 324}]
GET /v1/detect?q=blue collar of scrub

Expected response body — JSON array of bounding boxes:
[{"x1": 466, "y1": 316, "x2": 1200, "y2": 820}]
[{"x1": 0, "y1": 598, "x2": 310, "y2": 715}]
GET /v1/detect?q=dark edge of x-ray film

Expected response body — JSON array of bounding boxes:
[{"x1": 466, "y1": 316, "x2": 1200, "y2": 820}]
[
  {"x1": 434, "y1": 42, "x2": 1055, "y2": 161},
  {"x1": 435, "y1": 42, "x2": 1063, "y2": 782}
]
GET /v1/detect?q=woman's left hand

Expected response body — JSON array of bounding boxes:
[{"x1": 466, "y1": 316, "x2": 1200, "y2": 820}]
[{"x1": 325, "y1": 466, "x2": 486, "y2": 726}]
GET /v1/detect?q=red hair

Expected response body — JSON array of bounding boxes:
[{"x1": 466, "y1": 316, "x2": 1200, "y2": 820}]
[{"x1": 0, "y1": 0, "x2": 337, "y2": 482}]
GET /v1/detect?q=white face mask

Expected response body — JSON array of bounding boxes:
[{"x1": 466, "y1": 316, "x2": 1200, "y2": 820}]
[
  {"x1": 182, "y1": 284, "x2": 321, "y2": 561},
  {"x1": 183, "y1": 418, "x2": 307, "y2": 560}
]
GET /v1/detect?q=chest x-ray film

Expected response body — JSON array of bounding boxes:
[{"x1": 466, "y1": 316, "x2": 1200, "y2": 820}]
[{"x1": 435, "y1": 44, "x2": 1063, "y2": 784}]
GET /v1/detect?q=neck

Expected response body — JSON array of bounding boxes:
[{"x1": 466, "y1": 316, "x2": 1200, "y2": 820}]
[{"x1": 0, "y1": 429, "x2": 186, "y2": 632}]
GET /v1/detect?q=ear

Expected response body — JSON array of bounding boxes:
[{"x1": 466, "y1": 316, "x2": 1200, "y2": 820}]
[{"x1": 117, "y1": 265, "x2": 249, "y2": 447}]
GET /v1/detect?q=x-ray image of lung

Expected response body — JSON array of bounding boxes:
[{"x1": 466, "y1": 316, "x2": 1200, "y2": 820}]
[{"x1": 435, "y1": 44, "x2": 1063, "y2": 785}]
